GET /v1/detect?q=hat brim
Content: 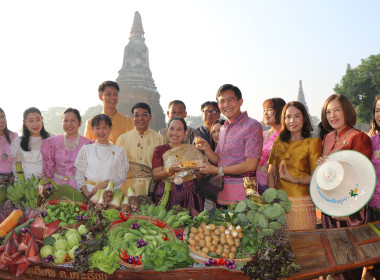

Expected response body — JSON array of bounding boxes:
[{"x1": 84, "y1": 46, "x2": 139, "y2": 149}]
[{"x1": 310, "y1": 150, "x2": 376, "y2": 217}]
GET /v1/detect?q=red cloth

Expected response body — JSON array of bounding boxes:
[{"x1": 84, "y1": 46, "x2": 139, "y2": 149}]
[{"x1": 152, "y1": 144, "x2": 170, "y2": 169}]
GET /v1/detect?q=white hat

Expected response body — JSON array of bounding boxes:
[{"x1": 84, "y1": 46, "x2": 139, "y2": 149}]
[{"x1": 310, "y1": 150, "x2": 376, "y2": 217}]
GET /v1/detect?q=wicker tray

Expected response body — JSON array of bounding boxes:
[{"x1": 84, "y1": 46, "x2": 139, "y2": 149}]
[
  {"x1": 110, "y1": 215, "x2": 176, "y2": 270},
  {"x1": 188, "y1": 247, "x2": 251, "y2": 263},
  {"x1": 40, "y1": 199, "x2": 84, "y2": 229}
]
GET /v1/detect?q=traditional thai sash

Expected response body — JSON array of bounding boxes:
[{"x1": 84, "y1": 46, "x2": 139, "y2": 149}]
[
  {"x1": 127, "y1": 162, "x2": 157, "y2": 195},
  {"x1": 162, "y1": 144, "x2": 206, "y2": 187},
  {"x1": 322, "y1": 128, "x2": 356, "y2": 156},
  {"x1": 258, "y1": 130, "x2": 280, "y2": 174}
]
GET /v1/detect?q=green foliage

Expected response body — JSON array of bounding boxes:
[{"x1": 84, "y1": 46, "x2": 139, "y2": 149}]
[
  {"x1": 269, "y1": 221, "x2": 282, "y2": 231},
  {"x1": 276, "y1": 189, "x2": 289, "y2": 202},
  {"x1": 263, "y1": 206, "x2": 282, "y2": 220},
  {"x1": 90, "y1": 246, "x2": 119, "y2": 274},
  {"x1": 280, "y1": 201, "x2": 292, "y2": 213},
  {"x1": 261, "y1": 228, "x2": 275, "y2": 237},
  {"x1": 258, "y1": 204, "x2": 270, "y2": 213},
  {"x1": 334, "y1": 54, "x2": 380, "y2": 123},
  {"x1": 273, "y1": 203, "x2": 285, "y2": 214},
  {"x1": 235, "y1": 200, "x2": 247, "y2": 212},
  {"x1": 255, "y1": 213, "x2": 268, "y2": 229},
  {"x1": 262, "y1": 188, "x2": 277, "y2": 204},
  {"x1": 277, "y1": 213, "x2": 287, "y2": 225}
]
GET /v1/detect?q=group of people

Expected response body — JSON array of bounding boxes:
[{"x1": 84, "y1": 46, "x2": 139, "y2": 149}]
[{"x1": 1, "y1": 80, "x2": 380, "y2": 233}]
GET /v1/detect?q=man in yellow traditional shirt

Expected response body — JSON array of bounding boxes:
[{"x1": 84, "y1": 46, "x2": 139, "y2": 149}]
[
  {"x1": 84, "y1": 81, "x2": 134, "y2": 144},
  {"x1": 116, "y1": 102, "x2": 163, "y2": 196}
]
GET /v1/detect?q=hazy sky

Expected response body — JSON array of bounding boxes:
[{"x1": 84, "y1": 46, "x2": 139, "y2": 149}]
[{"x1": 1, "y1": 0, "x2": 380, "y2": 132}]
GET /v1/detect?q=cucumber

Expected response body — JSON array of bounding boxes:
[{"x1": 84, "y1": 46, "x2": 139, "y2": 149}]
[
  {"x1": 170, "y1": 221, "x2": 180, "y2": 229},
  {"x1": 138, "y1": 227, "x2": 147, "y2": 234},
  {"x1": 178, "y1": 215, "x2": 191, "y2": 223},
  {"x1": 166, "y1": 215, "x2": 176, "y2": 227},
  {"x1": 163, "y1": 209, "x2": 174, "y2": 222},
  {"x1": 147, "y1": 204, "x2": 155, "y2": 215},
  {"x1": 157, "y1": 211, "x2": 166, "y2": 221},
  {"x1": 152, "y1": 205, "x2": 160, "y2": 217},
  {"x1": 198, "y1": 210, "x2": 209, "y2": 219}
]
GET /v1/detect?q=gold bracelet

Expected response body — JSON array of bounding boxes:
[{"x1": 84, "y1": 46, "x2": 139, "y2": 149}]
[{"x1": 166, "y1": 168, "x2": 174, "y2": 176}]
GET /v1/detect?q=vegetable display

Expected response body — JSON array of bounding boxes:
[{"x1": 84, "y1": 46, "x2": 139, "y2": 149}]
[{"x1": 43, "y1": 201, "x2": 88, "y2": 227}]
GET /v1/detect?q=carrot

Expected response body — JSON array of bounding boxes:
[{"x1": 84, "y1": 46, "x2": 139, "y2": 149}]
[{"x1": 0, "y1": 209, "x2": 23, "y2": 238}]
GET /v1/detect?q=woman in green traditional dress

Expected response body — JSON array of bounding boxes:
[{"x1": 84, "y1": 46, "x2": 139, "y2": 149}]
[{"x1": 152, "y1": 117, "x2": 206, "y2": 212}]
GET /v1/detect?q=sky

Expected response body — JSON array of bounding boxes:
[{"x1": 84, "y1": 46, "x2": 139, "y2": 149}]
[{"x1": 1, "y1": 0, "x2": 380, "y2": 133}]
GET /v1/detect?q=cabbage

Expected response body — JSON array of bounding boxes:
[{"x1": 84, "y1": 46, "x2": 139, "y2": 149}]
[
  {"x1": 52, "y1": 233, "x2": 65, "y2": 241},
  {"x1": 67, "y1": 234, "x2": 80, "y2": 248},
  {"x1": 54, "y1": 250, "x2": 67, "y2": 263},
  {"x1": 54, "y1": 239, "x2": 68, "y2": 251},
  {"x1": 40, "y1": 245, "x2": 54, "y2": 259},
  {"x1": 64, "y1": 229, "x2": 78, "y2": 239},
  {"x1": 78, "y1": 224, "x2": 88, "y2": 235}
]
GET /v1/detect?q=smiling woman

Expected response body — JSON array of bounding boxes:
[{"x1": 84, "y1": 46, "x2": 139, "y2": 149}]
[
  {"x1": 75, "y1": 114, "x2": 129, "y2": 198},
  {"x1": 267, "y1": 101, "x2": 322, "y2": 231},
  {"x1": 10, "y1": 107, "x2": 50, "y2": 180},
  {"x1": 41, "y1": 108, "x2": 93, "y2": 189}
]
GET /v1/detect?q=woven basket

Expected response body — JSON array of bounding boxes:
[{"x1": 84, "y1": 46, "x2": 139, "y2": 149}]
[
  {"x1": 110, "y1": 215, "x2": 176, "y2": 270},
  {"x1": 188, "y1": 247, "x2": 251, "y2": 264},
  {"x1": 40, "y1": 199, "x2": 83, "y2": 229}
]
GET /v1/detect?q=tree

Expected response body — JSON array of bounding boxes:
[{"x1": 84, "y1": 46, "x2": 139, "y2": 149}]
[{"x1": 334, "y1": 54, "x2": 380, "y2": 123}]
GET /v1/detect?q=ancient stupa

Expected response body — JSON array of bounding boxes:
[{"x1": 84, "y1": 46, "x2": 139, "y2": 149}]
[
  {"x1": 297, "y1": 80, "x2": 311, "y2": 117},
  {"x1": 116, "y1": 11, "x2": 165, "y2": 130}
]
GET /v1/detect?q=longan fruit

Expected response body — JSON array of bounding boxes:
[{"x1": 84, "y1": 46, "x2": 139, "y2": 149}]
[
  {"x1": 202, "y1": 247, "x2": 209, "y2": 254},
  {"x1": 195, "y1": 236, "x2": 201, "y2": 242},
  {"x1": 230, "y1": 246, "x2": 237, "y2": 253},
  {"x1": 204, "y1": 230, "x2": 211, "y2": 236},
  {"x1": 199, "y1": 232, "x2": 205, "y2": 240},
  {"x1": 238, "y1": 232, "x2": 244, "y2": 239},
  {"x1": 189, "y1": 233, "x2": 195, "y2": 239},
  {"x1": 211, "y1": 240, "x2": 218, "y2": 247},
  {"x1": 228, "y1": 252, "x2": 235, "y2": 259},
  {"x1": 206, "y1": 241, "x2": 212, "y2": 248},
  {"x1": 209, "y1": 224, "x2": 216, "y2": 230},
  {"x1": 209, "y1": 246, "x2": 217, "y2": 253},
  {"x1": 214, "y1": 229, "x2": 221, "y2": 236},
  {"x1": 189, "y1": 239, "x2": 196, "y2": 246},
  {"x1": 190, "y1": 227, "x2": 198, "y2": 234},
  {"x1": 199, "y1": 240, "x2": 206, "y2": 247},
  {"x1": 227, "y1": 238, "x2": 235, "y2": 246},
  {"x1": 219, "y1": 225, "x2": 226, "y2": 232}
]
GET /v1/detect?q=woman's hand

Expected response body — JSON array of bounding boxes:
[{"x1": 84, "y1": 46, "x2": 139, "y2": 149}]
[
  {"x1": 195, "y1": 137, "x2": 212, "y2": 152},
  {"x1": 316, "y1": 155, "x2": 329, "y2": 166},
  {"x1": 200, "y1": 164, "x2": 218, "y2": 175},
  {"x1": 368, "y1": 128, "x2": 378, "y2": 137},
  {"x1": 91, "y1": 181, "x2": 108, "y2": 195},
  {"x1": 167, "y1": 165, "x2": 182, "y2": 176},
  {"x1": 278, "y1": 164, "x2": 294, "y2": 183}
]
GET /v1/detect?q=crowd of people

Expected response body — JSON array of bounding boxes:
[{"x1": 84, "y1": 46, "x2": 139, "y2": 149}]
[{"x1": 1, "y1": 80, "x2": 380, "y2": 233}]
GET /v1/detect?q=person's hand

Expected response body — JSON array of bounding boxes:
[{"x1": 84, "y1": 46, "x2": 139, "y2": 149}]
[
  {"x1": 316, "y1": 155, "x2": 329, "y2": 166},
  {"x1": 278, "y1": 164, "x2": 294, "y2": 183},
  {"x1": 195, "y1": 137, "x2": 212, "y2": 152},
  {"x1": 92, "y1": 181, "x2": 108, "y2": 195},
  {"x1": 167, "y1": 165, "x2": 182, "y2": 176},
  {"x1": 199, "y1": 164, "x2": 218, "y2": 175},
  {"x1": 368, "y1": 128, "x2": 378, "y2": 137}
]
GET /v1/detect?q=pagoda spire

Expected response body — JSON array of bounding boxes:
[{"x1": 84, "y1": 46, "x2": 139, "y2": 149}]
[
  {"x1": 130, "y1": 11, "x2": 145, "y2": 42},
  {"x1": 297, "y1": 80, "x2": 310, "y2": 116}
]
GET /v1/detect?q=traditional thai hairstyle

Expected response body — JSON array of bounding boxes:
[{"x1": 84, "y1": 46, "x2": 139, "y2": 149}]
[{"x1": 21, "y1": 107, "x2": 50, "y2": 151}]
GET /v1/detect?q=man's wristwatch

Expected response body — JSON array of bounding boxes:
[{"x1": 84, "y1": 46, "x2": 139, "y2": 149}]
[{"x1": 218, "y1": 167, "x2": 224, "y2": 176}]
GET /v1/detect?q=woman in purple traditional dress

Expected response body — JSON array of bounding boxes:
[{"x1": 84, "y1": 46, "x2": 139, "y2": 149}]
[
  {"x1": 256, "y1": 98, "x2": 285, "y2": 195},
  {"x1": 369, "y1": 95, "x2": 380, "y2": 221},
  {"x1": 41, "y1": 108, "x2": 92, "y2": 189},
  {"x1": 152, "y1": 117, "x2": 206, "y2": 212}
]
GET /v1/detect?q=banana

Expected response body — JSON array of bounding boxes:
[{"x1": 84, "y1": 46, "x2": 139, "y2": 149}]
[{"x1": 24, "y1": 188, "x2": 31, "y2": 201}]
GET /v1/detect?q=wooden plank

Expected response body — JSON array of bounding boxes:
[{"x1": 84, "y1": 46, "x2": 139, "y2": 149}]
[
  {"x1": 320, "y1": 233, "x2": 336, "y2": 266},
  {"x1": 346, "y1": 228, "x2": 366, "y2": 260},
  {"x1": 0, "y1": 265, "x2": 250, "y2": 280},
  {"x1": 290, "y1": 232, "x2": 330, "y2": 271},
  {"x1": 360, "y1": 241, "x2": 380, "y2": 259},
  {"x1": 326, "y1": 231, "x2": 360, "y2": 264},
  {"x1": 349, "y1": 224, "x2": 380, "y2": 242}
]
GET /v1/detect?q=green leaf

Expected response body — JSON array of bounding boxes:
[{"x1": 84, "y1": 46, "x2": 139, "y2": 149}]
[{"x1": 42, "y1": 236, "x2": 56, "y2": 245}]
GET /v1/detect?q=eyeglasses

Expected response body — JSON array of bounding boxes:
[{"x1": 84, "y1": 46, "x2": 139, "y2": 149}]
[
  {"x1": 132, "y1": 113, "x2": 151, "y2": 119},
  {"x1": 202, "y1": 110, "x2": 219, "y2": 115}
]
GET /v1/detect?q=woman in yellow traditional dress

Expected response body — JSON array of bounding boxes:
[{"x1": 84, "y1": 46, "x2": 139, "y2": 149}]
[
  {"x1": 267, "y1": 101, "x2": 322, "y2": 230},
  {"x1": 152, "y1": 117, "x2": 206, "y2": 212}
]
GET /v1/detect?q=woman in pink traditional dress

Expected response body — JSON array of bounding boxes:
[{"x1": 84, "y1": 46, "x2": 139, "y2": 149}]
[
  {"x1": 256, "y1": 98, "x2": 285, "y2": 195},
  {"x1": 0, "y1": 108, "x2": 18, "y2": 184},
  {"x1": 317, "y1": 94, "x2": 372, "y2": 228},
  {"x1": 369, "y1": 95, "x2": 380, "y2": 221},
  {"x1": 41, "y1": 108, "x2": 92, "y2": 189}
]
